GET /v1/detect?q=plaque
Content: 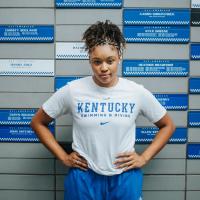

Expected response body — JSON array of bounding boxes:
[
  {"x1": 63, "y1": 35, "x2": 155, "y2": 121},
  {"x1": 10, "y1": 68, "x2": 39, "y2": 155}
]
[
  {"x1": 55, "y1": 76, "x2": 81, "y2": 90},
  {"x1": 136, "y1": 127, "x2": 187, "y2": 144},
  {"x1": 187, "y1": 144, "x2": 200, "y2": 159},
  {"x1": 56, "y1": 42, "x2": 88, "y2": 60},
  {"x1": 188, "y1": 111, "x2": 200, "y2": 127},
  {"x1": 56, "y1": 0, "x2": 122, "y2": 8},
  {"x1": 192, "y1": 0, "x2": 200, "y2": 8},
  {"x1": 122, "y1": 60, "x2": 189, "y2": 77},
  {"x1": 191, "y1": 11, "x2": 200, "y2": 26},
  {"x1": 154, "y1": 94, "x2": 188, "y2": 110},
  {"x1": 0, "y1": 59, "x2": 54, "y2": 76},
  {"x1": 123, "y1": 26, "x2": 190, "y2": 43},
  {"x1": 123, "y1": 9, "x2": 190, "y2": 25},
  {"x1": 0, "y1": 25, "x2": 54, "y2": 42},
  {"x1": 191, "y1": 44, "x2": 200, "y2": 60},
  {"x1": 0, "y1": 125, "x2": 54, "y2": 142},
  {"x1": 0, "y1": 109, "x2": 54, "y2": 125},
  {"x1": 189, "y1": 78, "x2": 200, "y2": 93}
]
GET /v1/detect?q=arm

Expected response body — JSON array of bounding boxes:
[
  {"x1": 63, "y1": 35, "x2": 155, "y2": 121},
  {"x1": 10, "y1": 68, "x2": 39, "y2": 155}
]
[
  {"x1": 114, "y1": 112, "x2": 175, "y2": 171},
  {"x1": 30, "y1": 108, "x2": 88, "y2": 171}
]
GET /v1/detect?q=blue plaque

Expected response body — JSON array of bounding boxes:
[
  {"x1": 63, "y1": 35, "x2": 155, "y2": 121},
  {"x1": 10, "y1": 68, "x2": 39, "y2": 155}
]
[
  {"x1": 188, "y1": 111, "x2": 200, "y2": 127},
  {"x1": 123, "y1": 26, "x2": 190, "y2": 43},
  {"x1": 154, "y1": 94, "x2": 188, "y2": 110},
  {"x1": 123, "y1": 9, "x2": 190, "y2": 25},
  {"x1": 0, "y1": 25, "x2": 54, "y2": 42},
  {"x1": 136, "y1": 127, "x2": 187, "y2": 144},
  {"x1": 56, "y1": 0, "x2": 122, "y2": 8},
  {"x1": 187, "y1": 144, "x2": 200, "y2": 159},
  {"x1": 122, "y1": 60, "x2": 189, "y2": 77},
  {"x1": 0, "y1": 109, "x2": 54, "y2": 125},
  {"x1": 55, "y1": 76, "x2": 81, "y2": 91},
  {"x1": 191, "y1": 44, "x2": 200, "y2": 60},
  {"x1": 0, "y1": 125, "x2": 54, "y2": 142},
  {"x1": 189, "y1": 78, "x2": 200, "y2": 93}
]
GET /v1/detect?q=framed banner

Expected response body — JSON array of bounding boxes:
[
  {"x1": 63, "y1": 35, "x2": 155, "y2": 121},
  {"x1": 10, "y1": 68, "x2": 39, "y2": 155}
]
[
  {"x1": 55, "y1": 76, "x2": 81, "y2": 90},
  {"x1": 189, "y1": 78, "x2": 200, "y2": 93},
  {"x1": 136, "y1": 127, "x2": 187, "y2": 144},
  {"x1": 56, "y1": 42, "x2": 88, "y2": 60},
  {"x1": 56, "y1": 0, "x2": 122, "y2": 8},
  {"x1": 0, "y1": 25, "x2": 54, "y2": 42},
  {"x1": 123, "y1": 9, "x2": 190, "y2": 25},
  {"x1": 123, "y1": 26, "x2": 190, "y2": 43},
  {"x1": 0, "y1": 125, "x2": 54, "y2": 142},
  {"x1": 0, "y1": 59, "x2": 54, "y2": 76},
  {"x1": 154, "y1": 94, "x2": 188, "y2": 110},
  {"x1": 187, "y1": 144, "x2": 200, "y2": 159},
  {"x1": 191, "y1": 44, "x2": 200, "y2": 60},
  {"x1": 188, "y1": 111, "x2": 200, "y2": 127},
  {"x1": 122, "y1": 60, "x2": 189, "y2": 77}
]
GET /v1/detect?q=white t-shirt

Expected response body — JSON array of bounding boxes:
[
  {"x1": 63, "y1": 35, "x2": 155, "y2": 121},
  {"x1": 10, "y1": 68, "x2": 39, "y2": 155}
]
[{"x1": 42, "y1": 76, "x2": 166, "y2": 176}]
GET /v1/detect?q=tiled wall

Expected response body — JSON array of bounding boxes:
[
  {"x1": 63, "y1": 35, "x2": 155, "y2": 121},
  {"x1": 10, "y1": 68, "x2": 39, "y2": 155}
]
[{"x1": 0, "y1": 0, "x2": 200, "y2": 200}]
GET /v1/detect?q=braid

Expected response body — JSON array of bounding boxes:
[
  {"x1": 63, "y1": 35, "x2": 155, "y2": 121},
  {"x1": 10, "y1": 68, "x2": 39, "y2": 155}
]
[{"x1": 82, "y1": 20, "x2": 126, "y2": 54}]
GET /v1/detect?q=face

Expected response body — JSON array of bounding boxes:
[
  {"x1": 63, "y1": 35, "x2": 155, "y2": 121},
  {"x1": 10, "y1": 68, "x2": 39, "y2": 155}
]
[{"x1": 89, "y1": 44, "x2": 120, "y2": 87}]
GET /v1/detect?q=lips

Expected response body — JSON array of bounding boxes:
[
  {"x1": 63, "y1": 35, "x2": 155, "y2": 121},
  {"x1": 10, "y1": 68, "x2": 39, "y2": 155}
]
[{"x1": 99, "y1": 74, "x2": 111, "y2": 79}]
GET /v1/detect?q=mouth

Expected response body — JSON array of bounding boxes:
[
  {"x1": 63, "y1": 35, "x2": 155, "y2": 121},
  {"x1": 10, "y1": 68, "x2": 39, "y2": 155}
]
[{"x1": 99, "y1": 74, "x2": 111, "y2": 79}]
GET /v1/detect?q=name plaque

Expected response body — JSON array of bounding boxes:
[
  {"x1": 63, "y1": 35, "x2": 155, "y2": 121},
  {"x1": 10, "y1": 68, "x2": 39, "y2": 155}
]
[
  {"x1": 55, "y1": 76, "x2": 81, "y2": 90},
  {"x1": 0, "y1": 125, "x2": 54, "y2": 142},
  {"x1": 56, "y1": 42, "x2": 88, "y2": 60},
  {"x1": 0, "y1": 109, "x2": 54, "y2": 125},
  {"x1": 191, "y1": 44, "x2": 200, "y2": 60},
  {"x1": 154, "y1": 94, "x2": 188, "y2": 110},
  {"x1": 123, "y1": 26, "x2": 190, "y2": 43},
  {"x1": 188, "y1": 111, "x2": 200, "y2": 127},
  {"x1": 192, "y1": 0, "x2": 200, "y2": 8},
  {"x1": 189, "y1": 78, "x2": 200, "y2": 93},
  {"x1": 136, "y1": 127, "x2": 187, "y2": 144},
  {"x1": 187, "y1": 144, "x2": 200, "y2": 159},
  {"x1": 0, "y1": 59, "x2": 54, "y2": 76},
  {"x1": 123, "y1": 9, "x2": 190, "y2": 25},
  {"x1": 122, "y1": 60, "x2": 189, "y2": 77},
  {"x1": 191, "y1": 11, "x2": 200, "y2": 26},
  {"x1": 56, "y1": 0, "x2": 122, "y2": 8},
  {"x1": 0, "y1": 25, "x2": 54, "y2": 42}
]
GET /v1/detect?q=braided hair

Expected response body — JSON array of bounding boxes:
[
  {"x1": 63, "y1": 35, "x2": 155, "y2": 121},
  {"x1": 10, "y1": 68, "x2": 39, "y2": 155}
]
[{"x1": 82, "y1": 20, "x2": 126, "y2": 55}]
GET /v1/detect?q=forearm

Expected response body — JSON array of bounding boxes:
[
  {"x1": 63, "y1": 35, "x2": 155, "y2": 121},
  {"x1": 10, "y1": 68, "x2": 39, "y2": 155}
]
[
  {"x1": 31, "y1": 122, "x2": 69, "y2": 163},
  {"x1": 141, "y1": 124, "x2": 175, "y2": 163}
]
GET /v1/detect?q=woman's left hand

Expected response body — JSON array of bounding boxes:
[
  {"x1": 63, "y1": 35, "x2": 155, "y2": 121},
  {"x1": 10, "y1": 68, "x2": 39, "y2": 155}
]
[{"x1": 113, "y1": 151, "x2": 147, "y2": 172}]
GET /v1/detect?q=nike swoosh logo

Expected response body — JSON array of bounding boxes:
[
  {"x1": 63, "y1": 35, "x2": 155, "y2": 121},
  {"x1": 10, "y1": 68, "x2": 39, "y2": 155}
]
[{"x1": 100, "y1": 122, "x2": 109, "y2": 125}]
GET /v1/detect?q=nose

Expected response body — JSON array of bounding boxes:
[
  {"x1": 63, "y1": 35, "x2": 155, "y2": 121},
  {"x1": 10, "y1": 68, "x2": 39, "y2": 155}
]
[{"x1": 100, "y1": 62, "x2": 109, "y2": 72}]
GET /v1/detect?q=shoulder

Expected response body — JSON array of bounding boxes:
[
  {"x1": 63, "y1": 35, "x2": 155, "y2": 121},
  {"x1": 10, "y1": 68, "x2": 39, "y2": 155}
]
[{"x1": 119, "y1": 77, "x2": 145, "y2": 92}]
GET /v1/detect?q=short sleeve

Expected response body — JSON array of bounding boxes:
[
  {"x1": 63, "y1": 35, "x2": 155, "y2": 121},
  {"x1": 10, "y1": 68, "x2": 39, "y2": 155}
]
[
  {"x1": 42, "y1": 85, "x2": 71, "y2": 119},
  {"x1": 139, "y1": 85, "x2": 167, "y2": 123}
]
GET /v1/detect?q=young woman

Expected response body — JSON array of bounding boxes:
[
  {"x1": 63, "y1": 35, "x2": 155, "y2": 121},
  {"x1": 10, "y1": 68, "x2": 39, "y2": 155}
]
[{"x1": 31, "y1": 20, "x2": 175, "y2": 200}]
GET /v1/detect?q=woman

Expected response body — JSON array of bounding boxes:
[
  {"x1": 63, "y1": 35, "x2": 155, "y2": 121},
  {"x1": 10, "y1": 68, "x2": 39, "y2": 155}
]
[{"x1": 31, "y1": 20, "x2": 175, "y2": 200}]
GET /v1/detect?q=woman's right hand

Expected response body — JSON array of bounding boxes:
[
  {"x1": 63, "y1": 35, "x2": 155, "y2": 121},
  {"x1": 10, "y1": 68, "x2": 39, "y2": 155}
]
[{"x1": 62, "y1": 151, "x2": 88, "y2": 171}]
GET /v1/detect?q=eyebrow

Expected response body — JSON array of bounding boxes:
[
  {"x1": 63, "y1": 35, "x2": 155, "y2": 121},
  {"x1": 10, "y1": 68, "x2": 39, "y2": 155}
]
[{"x1": 91, "y1": 56, "x2": 116, "y2": 60}]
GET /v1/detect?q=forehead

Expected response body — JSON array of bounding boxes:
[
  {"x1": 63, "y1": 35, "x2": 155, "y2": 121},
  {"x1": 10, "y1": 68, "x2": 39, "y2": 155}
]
[{"x1": 89, "y1": 44, "x2": 119, "y2": 59}]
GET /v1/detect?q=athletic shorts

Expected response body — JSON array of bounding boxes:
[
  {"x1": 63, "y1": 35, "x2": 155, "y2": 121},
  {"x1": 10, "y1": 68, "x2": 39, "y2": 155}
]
[{"x1": 64, "y1": 167, "x2": 143, "y2": 200}]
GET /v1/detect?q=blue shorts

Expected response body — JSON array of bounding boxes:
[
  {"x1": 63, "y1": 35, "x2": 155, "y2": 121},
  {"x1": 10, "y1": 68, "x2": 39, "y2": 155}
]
[{"x1": 64, "y1": 167, "x2": 143, "y2": 200}]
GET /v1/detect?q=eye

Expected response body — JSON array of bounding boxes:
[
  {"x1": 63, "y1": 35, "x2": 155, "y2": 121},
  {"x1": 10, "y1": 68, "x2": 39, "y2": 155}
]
[
  {"x1": 92, "y1": 60, "x2": 102, "y2": 66},
  {"x1": 107, "y1": 59, "x2": 114, "y2": 65}
]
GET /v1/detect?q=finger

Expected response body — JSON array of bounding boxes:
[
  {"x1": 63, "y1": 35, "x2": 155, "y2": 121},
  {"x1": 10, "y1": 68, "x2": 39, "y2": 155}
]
[
  {"x1": 113, "y1": 156, "x2": 132, "y2": 165},
  {"x1": 116, "y1": 151, "x2": 134, "y2": 158},
  {"x1": 123, "y1": 164, "x2": 135, "y2": 172},
  {"x1": 115, "y1": 160, "x2": 135, "y2": 169},
  {"x1": 74, "y1": 160, "x2": 88, "y2": 171}
]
